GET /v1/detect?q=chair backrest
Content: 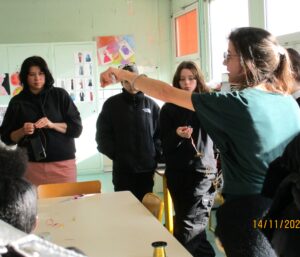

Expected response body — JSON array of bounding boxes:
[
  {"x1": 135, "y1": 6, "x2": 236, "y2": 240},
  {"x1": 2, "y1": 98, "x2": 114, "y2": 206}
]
[
  {"x1": 37, "y1": 180, "x2": 101, "y2": 199},
  {"x1": 142, "y1": 192, "x2": 164, "y2": 222}
]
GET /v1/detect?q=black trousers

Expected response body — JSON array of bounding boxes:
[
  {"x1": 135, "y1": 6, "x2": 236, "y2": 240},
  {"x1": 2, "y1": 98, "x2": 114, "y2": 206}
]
[
  {"x1": 112, "y1": 171, "x2": 154, "y2": 201},
  {"x1": 215, "y1": 194, "x2": 277, "y2": 257},
  {"x1": 166, "y1": 169, "x2": 216, "y2": 257}
]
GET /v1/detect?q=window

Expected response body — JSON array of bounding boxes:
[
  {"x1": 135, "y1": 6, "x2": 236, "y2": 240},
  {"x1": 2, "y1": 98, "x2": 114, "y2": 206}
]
[
  {"x1": 208, "y1": 0, "x2": 249, "y2": 83},
  {"x1": 266, "y1": 0, "x2": 300, "y2": 36},
  {"x1": 175, "y1": 9, "x2": 199, "y2": 57},
  {"x1": 173, "y1": 3, "x2": 200, "y2": 62}
]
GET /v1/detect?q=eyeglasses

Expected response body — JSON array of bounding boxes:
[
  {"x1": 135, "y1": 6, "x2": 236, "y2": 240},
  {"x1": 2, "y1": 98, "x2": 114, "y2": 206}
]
[
  {"x1": 223, "y1": 51, "x2": 240, "y2": 61},
  {"x1": 179, "y1": 77, "x2": 196, "y2": 82}
]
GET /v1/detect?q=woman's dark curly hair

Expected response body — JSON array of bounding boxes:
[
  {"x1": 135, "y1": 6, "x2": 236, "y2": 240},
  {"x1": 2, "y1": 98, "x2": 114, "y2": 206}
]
[{"x1": 19, "y1": 56, "x2": 54, "y2": 90}]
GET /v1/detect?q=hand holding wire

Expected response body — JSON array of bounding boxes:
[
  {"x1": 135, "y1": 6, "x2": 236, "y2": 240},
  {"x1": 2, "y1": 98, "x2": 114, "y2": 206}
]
[
  {"x1": 176, "y1": 126, "x2": 193, "y2": 139},
  {"x1": 35, "y1": 117, "x2": 54, "y2": 129},
  {"x1": 23, "y1": 122, "x2": 35, "y2": 135}
]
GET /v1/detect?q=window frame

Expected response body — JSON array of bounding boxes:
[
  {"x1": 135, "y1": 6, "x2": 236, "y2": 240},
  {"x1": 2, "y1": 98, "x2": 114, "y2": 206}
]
[{"x1": 171, "y1": 3, "x2": 200, "y2": 64}]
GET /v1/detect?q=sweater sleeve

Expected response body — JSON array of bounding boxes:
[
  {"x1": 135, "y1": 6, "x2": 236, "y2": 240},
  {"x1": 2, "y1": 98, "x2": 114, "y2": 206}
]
[
  {"x1": 95, "y1": 101, "x2": 115, "y2": 160},
  {"x1": 160, "y1": 104, "x2": 187, "y2": 155},
  {"x1": 61, "y1": 90, "x2": 83, "y2": 138},
  {"x1": 151, "y1": 102, "x2": 164, "y2": 163}
]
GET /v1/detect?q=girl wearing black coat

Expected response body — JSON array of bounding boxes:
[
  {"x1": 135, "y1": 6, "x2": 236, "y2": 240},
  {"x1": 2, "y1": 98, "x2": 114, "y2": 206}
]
[
  {"x1": 0, "y1": 56, "x2": 82, "y2": 185},
  {"x1": 160, "y1": 61, "x2": 217, "y2": 257}
]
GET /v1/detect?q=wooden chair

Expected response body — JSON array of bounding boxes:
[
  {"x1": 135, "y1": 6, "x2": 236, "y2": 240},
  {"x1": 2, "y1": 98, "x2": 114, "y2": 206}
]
[
  {"x1": 142, "y1": 192, "x2": 164, "y2": 222},
  {"x1": 37, "y1": 180, "x2": 101, "y2": 199}
]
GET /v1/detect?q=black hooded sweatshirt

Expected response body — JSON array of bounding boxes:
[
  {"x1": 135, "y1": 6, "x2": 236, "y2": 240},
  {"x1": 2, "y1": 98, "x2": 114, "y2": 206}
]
[
  {"x1": 0, "y1": 84, "x2": 82, "y2": 162},
  {"x1": 95, "y1": 89, "x2": 162, "y2": 174}
]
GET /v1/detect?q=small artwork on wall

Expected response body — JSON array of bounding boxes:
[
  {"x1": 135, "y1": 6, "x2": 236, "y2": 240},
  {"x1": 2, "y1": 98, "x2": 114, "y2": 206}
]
[
  {"x1": 96, "y1": 35, "x2": 136, "y2": 66},
  {"x1": 0, "y1": 73, "x2": 10, "y2": 96},
  {"x1": 74, "y1": 52, "x2": 93, "y2": 77},
  {"x1": 10, "y1": 72, "x2": 23, "y2": 96},
  {"x1": 57, "y1": 51, "x2": 95, "y2": 103},
  {"x1": 56, "y1": 77, "x2": 94, "y2": 103}
]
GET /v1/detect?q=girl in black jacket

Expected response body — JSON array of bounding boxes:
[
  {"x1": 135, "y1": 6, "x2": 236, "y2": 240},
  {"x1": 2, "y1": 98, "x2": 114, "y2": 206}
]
[
  {"x1": 0, "y1": 56, "x2": 82, "y2": 185},
  {"x1": 160, "y1": 61, "x2": 217, "y2": 257}
]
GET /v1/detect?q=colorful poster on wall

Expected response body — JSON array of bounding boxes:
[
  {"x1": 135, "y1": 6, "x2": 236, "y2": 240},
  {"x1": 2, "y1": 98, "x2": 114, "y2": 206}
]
[
  {"x1": 96, "y1": 35, "x2": 136, "y2": 66},
  {"x1": 10, "y1": 72, "x2": 23, "y2": 96},
  {"x1": 0, "y1": 73, "x2": 10, "y2": 96}
]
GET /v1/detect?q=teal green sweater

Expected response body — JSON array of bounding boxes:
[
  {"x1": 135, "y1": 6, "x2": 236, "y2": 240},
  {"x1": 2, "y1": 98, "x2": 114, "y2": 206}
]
[{"x1": 192, "y1": 88, "x2": 300, "y2": 195}]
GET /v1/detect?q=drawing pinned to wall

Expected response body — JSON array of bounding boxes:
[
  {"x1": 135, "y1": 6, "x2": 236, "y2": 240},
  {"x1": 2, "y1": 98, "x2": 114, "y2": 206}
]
[
  {"x1": 56, "y1": 76, "x2": 95, "y2": 103},
  {"x1": 10, "y1": 72, "x2": 23, "y2": 96},
  {"x1": 96, "y1": 35, "x2": 136, "y2": 66},
  {"x1": 10, "y1": 72, "x2": 20, "y2": 86},
  {"x1": 66, "y1": 51, "x2": 95, "y2": 102},
  {"x1": 74, "y1": 51, "x2": 93, "y2": 76},
  {"x1": 79, "y1": 91, "x2": 85, "y2": 102},
  {"x1": 0, "y1": 73, "x2": 10, "y2": 96}
]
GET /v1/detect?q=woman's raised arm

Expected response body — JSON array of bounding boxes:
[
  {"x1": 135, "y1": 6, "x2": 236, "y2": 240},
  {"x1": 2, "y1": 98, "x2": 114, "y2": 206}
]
[{"x1": 100, "y1": 67, "x2": 194, "y2": 111}]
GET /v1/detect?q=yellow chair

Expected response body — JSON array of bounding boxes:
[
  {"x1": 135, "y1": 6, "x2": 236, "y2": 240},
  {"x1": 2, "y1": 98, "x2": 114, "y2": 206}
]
[
  {"x1": 37, "y1": 180, "x2": 101, "y2": 199},
  {"x1": 142, "y1": 192, "x2": 164, "y2": 222},
  {"x1": 208, "y1": 192, "x2": 224, "y2": 232},
  {"x1": 155, "y1": 168, "x2": 174, "y2": 233}
]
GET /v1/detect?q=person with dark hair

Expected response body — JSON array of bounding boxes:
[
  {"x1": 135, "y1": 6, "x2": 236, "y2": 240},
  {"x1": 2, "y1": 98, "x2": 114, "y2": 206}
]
[
  {"x1": 100, "y1": 27, "x2": 300, "y2": 256},
  {"x1": 0, "y1": 146, "x2": 28, "y2": 178},
  {"x1": 0, "y1": 56, "x2": 83, "y2": 186},
  {"x1": 0, "y1": 177, "x2": 37, "y2": 234},
  {"x1": 160, "y1": 61, "x2": 217, "y2": 257},
  {"x1": 287, "y1": 48, "x2": 300, "y2": 106},
  {"x1": 95, "y1": 63, "x2": 162, "y2": 201}
]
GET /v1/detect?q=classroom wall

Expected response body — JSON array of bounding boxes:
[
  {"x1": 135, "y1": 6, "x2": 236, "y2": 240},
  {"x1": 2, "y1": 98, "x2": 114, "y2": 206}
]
[
  {"x1": 0, "y1": 0, "x2": 172, "y2": 81},
  {"x1": 0, "y1": 0, "x2": 172, "y2": 182}
]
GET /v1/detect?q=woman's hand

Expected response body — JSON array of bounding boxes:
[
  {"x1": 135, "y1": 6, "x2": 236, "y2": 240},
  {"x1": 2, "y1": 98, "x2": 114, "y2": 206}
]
[
  {"x1": 35, "y1": 117, "x2": 54, "y2": 129},
  {"x1": 176, "y1": 126, "x2": 193, "y2": 139},
  {"x1": 10, "y1": 122, "x2": 35, "y2": 143},
  {"x1": 100, "y1": 67, "x2": 122, "y2": 87},
  {"x1": 23, "y1": 122, "x2": 35, "y2": 135},
  {"x1": 35, "y1": 117, "x2": 67, "y2": 134},
  {"x1": 100, "y1": 67, "x2": 137, "y2": 88}
]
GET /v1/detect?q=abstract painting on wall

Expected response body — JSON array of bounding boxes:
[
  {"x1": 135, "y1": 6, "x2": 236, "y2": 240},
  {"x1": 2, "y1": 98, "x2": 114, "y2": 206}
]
[
  {"x1": 0, "y1": 73, "x2": 10, "y2": 96},
  {"x1": 10, "y1": 72, "x2": 23, "y2": 96},
  {"x1": 96, "y1": 35, "x2": 136, "y2": 66}
]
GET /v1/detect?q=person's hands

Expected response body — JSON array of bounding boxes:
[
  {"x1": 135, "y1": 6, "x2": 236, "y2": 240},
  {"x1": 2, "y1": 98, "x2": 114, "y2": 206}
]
[
  {"x1": 176, "y1": 126, "x2": 193, "y2": 138},
  {"x1": 35, "y1": 117, "x2": 54, "y2": 129},
  {"x1": 23, "y1": 122, "x2": 35, "y2": 135},
  {"x1": 100, "y1": 67, "x2": 122, "y2": 88}
]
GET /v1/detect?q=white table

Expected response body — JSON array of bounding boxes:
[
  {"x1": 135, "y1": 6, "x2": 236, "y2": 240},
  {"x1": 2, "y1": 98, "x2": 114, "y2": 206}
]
[{"x1": 35, "y1": 191, "x2": 192, "y2": 257}]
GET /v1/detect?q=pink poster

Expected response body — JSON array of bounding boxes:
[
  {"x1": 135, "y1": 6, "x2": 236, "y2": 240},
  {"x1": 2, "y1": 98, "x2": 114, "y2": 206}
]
[{"x1": 96, "y1": 35, "x2": 136, "y2": 66}]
